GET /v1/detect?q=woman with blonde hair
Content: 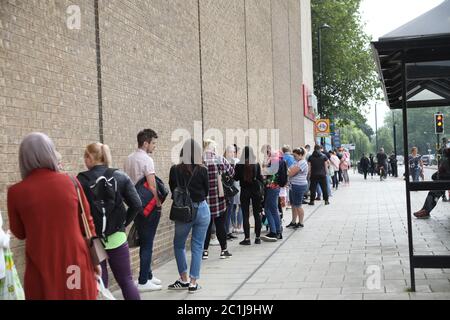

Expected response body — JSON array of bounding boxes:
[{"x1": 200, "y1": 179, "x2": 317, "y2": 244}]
[
  {"x1": 77, "y1": 142, "x2": 142, "y2": 300},
  {"x1": 7, "y1": 132, "x2": 98, "y2": 299},
  {"x1": 202, "y1": 139, "x2": 235, "y2": 259}
]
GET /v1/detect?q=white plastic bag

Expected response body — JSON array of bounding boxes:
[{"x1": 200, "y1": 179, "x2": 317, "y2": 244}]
[
  {"x1": 0, "y1": 248, "x2": 25, "y2": 300},
  {"x1": 96, "y1": 275, "x2": 116, "y2": 300}
]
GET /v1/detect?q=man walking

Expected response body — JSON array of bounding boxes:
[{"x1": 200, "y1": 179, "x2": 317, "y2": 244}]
[
  {"x1": 124, "y1": 129, "x2": 162, "y2": 292},
  {"x1": 308, "y1": 145, "x2": 330, "y2": 206},
  {"x1": 389, "y1": 152, "x2": 398, "y2": 177},
  {"x1": 360, "y1": 153, "x2": 370, "y2": 180}
]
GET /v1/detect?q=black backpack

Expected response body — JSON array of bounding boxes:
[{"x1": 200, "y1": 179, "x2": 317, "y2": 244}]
[
  {"x1": 276, "y1": 158, "x2": 288, "y2": 187},
  {"x1": 78, "y1": 168, "x2": 126, "y2": 240},
  {"x1": 169, "y1": 166, "x2": 197, "y2": 223}
]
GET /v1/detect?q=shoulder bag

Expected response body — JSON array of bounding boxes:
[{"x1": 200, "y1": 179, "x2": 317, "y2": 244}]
[{"x1": 70, "y1": 176, "x2": 108, "y2": 266}]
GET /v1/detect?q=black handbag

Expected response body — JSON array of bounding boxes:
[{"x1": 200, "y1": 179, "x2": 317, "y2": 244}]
[
  {"x1": 254, "y1": 165, "x2": 265, "y2": 198},
  {"x1": 221, "y1": 171, "x2": 239, "y2": 198},
  {"x1": 127, "y1": 223, "x2": 140, "y2": 248},
  {"x1": 169, "y1": 167, "x2": 198, "y2": 223}
]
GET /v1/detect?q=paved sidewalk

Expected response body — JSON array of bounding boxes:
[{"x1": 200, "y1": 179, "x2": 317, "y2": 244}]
[{"x1": 114, "y1": 168, "x2": 450, "y2": 300}]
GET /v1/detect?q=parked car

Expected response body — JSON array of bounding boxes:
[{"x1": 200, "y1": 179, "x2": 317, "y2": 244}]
[{"x1": 421, "y1": 154, "x2": 435, "y2": 166}]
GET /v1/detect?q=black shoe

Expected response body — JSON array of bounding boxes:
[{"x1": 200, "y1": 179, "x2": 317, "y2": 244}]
[
  {"x1": 255, "y1": 238, "x2": 261, "y2": 244},
  {"x1": 239, "y1": 239, "x2": 251, "y2": 246},
  {"x1": 261, "y1": 233, "x2": 278, "y2": 242},
  {"x1": 308, "y1": 202, "x2": 315, "y2": 206},
  {"x1": 325, "y1": 200, "x2": 330, "y2": 205},
  {"x1": 294, "y1": 223, "x2": 304, "y2": 228},
  {"x1": 220, "y1": 250, "x2": 232, "y2": 259},
  {"x1": 168, "y1": 279, "x2": 190, "y2": 290},
  {"x1": 202, "y1": 251, "x2": 208, "y2": 260},
  {"x1": 277, "y1": 233, "x2": 283, "y2": 240},
  {"x1": 227, "y1": 233, "x2": 238, "y2": 240},
  {"x1": 302, "y1": 200, "x2": 309, "y2": 205},
  {"x1": 315, "y1": 197, "x2": 321, "y2": 201},
  {"x1": 188, "y1": 283, "x2": 201, "y2": 294},
  {"x1": 286, "y1": 222, "x2": 296, "y2": 228}
]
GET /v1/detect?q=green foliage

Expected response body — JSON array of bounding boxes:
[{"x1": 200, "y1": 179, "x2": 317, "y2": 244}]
[
  {"x1": 381, "y1": 108, "x2": 450, "y2": 156},
  {"x1": 340, "y1": 123, "x2": 373, "y2": 160},
  {"x1": 311, "y1": 0, "x2": 380, "y2": 124}
]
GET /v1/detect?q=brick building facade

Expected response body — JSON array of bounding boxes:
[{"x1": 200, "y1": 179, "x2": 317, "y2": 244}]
[{"x1": 0, "y1": 0, "x2": 315, "y2": 290}]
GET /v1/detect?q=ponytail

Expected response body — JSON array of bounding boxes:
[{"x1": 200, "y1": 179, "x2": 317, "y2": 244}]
[{"x1": 85, "y1": 142, "x2": 113, "y2": 167}]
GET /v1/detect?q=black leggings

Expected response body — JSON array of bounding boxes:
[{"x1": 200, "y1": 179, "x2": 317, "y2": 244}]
[
  {"x1": 240, "y1": 187, "x2": 262, "y2": 239},
  {"x1": 204, "y1": 213, "x2": 227, "y2": 251},
  {"x1": 310, "y1": 176, "x2": 329, "y2": 201},
  {"x1": 332, "y1": 172, "x2": 339, "y2": 189}
]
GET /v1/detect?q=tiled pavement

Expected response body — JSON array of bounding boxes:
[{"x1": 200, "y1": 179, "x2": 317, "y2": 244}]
[{"x1": 114, "y1": 166, "x2": 450, "y2": 300}]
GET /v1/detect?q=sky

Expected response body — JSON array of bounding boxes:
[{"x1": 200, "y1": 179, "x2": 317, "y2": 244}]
[{"x1": 358, "y1": 0, "x2": 445, "y2": 130}]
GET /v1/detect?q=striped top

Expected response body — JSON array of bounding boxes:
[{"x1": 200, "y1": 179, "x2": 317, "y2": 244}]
[{"x1": 289, "y1": 159, "x2": 308, "y2": 186}]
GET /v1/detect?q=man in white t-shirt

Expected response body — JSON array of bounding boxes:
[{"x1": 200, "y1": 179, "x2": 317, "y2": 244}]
[{"x1": 124, "y1": 129, "x2": 162, "y2": 292}]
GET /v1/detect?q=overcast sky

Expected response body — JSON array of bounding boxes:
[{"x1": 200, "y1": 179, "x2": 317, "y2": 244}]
[{"x1": 358, "y1": 0, "x2": 444, "y2": 130}]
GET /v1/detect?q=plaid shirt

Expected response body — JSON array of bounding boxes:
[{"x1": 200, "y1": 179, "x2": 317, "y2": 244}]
[{"x1": 203, "y1": 151, "x2": 235, "y2": 216}]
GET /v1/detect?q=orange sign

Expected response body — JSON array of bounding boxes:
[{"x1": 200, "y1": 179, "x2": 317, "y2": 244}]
[{"x1": 315, "y1": 119, "x2": 330, "y2": 137}]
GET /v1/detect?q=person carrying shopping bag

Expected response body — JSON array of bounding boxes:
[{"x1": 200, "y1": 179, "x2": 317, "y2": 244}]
[{"x1": 7, "y1": 132, "x2": 98, "y2": 300}]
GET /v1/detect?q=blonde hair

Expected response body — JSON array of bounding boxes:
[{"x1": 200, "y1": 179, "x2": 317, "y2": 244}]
[
  {"x1": 85, "y1": 143, "x2": 112, "y2": 167},
  {"x1": 203, "y1": 139, "x2": 217, "y2": 152}
]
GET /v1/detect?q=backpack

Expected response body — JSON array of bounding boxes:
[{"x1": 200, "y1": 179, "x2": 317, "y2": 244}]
[
  {"x1": 169, "y1": 166, "x2": 197, "y2": 223},
  {"x1": 78, "y1": 168, "x2": 126, "y2": 240},
  {"x1": 276, "y1": 158, "x2": 288, "y2": 187}
]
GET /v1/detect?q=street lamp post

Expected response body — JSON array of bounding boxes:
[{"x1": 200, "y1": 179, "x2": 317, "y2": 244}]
[
  {"x1": 375, "y1": 102, "x2": 379, "y2": 152},
  {"x1": 392, "y1": 111, "x2": 397, "y2": 156},
  {"x1": 318, "y1": 23, "x2": 331, "y2": 147},
  {"x1": 318, "y1": 23, "x2": 331, "y2": 118}
]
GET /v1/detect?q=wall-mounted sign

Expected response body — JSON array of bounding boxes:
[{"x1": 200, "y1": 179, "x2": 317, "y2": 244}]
[
  {"x1": 315, "y1": 119, "x2": 330, "y2": 137},
  {"x1": 302, "y1": 84, "x2": 317, "y2": 121}
]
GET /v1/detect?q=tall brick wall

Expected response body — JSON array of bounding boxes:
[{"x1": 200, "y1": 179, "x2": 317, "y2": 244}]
[
  {"x1": 0, "y1": 0, "x2": 315, "y2": 293},
  {"x1": 246, "y1": 0, "x2": 274, "y2": 138},
  {"x1": 272, "y1": 0, "x2": 293, "y2": 148},
  {"x1": 98, "y1": 0, "x2": 202, "y2": 272},
  {"x1": 200, "y1": 0, "x2": 248, "y2": 141},
  {"x1": 0, "y1": 0, "x2": 99, "y2": 279}
]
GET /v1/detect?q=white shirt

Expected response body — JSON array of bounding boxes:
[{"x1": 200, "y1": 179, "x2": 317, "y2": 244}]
[{"x1": 124, "y1": 149, "x2": 155, "y2": 185}]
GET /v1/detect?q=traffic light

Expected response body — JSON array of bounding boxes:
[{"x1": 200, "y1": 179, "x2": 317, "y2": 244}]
[{"x1": 435, "y1": 114, "x2": 444, "y2": 134}]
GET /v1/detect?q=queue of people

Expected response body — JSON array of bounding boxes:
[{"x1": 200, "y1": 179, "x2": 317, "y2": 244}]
[{"x1": 5, "y1": 129, "x2": 340, "y2": 299}]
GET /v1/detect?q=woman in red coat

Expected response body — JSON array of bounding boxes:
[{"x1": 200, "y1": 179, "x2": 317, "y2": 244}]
[{"x1": 7, "y1": 132, "x2": 99, "y2": 300}]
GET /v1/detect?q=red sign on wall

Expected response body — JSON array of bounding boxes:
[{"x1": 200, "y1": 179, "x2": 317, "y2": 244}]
[{"x1": 302, "y1": 84, "x2": 316, "y2": 121}]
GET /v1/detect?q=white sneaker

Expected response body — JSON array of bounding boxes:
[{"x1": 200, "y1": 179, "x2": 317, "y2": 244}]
[
  {"x1": 137, "y1": 281, "x2": 162, "y2": 292},
  {"x1": 210, "y1": 238, "x2": 220, "y2": 246},
  {"x1": 150, "y1": 276, "x2": 162, "y2": 285}
]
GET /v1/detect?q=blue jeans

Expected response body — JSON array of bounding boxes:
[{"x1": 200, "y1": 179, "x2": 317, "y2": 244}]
[
  {"x1": 225, "y1": 197, "x2": 234, "y2": 234},
  {"x1": 316, "y1": 184, "x2": 322, "y2": 198},
  {"x1": 264, "y1": 187, "x2": 281, "y2": 234},
  {"x1": 289, "y1": 184, "x2": 308, "y2": 208},
  {"x1": 135, "y1": 211, "x2": 161, "y2": 285},
  {"x1": 327, "y1": 175, "x2": 332, "y2": 196},
  {"x1": 411, "y1": 167, "x2": 420, "y2": 182},
  {"x1": 173, "y1": 200, "x2": 211, "y2": 279},
  {"x1": 226, "y1": 199, "x2": 242, "y2": 232},
  {"x1": 231, "y1": 204, "x2": 243, "y2": 226}
]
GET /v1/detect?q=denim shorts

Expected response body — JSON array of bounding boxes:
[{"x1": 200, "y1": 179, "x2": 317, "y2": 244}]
[{"x1": 289, "y1": 183, "x2": 308, "y2": 208}]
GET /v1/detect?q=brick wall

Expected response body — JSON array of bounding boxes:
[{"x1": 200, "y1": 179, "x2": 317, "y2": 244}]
[{"x1": 0, "y1": 0, "x2": 314, "y2": 293}]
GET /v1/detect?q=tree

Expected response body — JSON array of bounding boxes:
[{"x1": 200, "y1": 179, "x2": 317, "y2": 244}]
[
  {"x1": 382, "y1": 107, "x2": 449, "y2": 157},
  {"x1": 340, "y1": 123, "x2": 373, "y2": 161},
  {"x1": 312, "y1": 0, "x2": 380, "y2": 126}
]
